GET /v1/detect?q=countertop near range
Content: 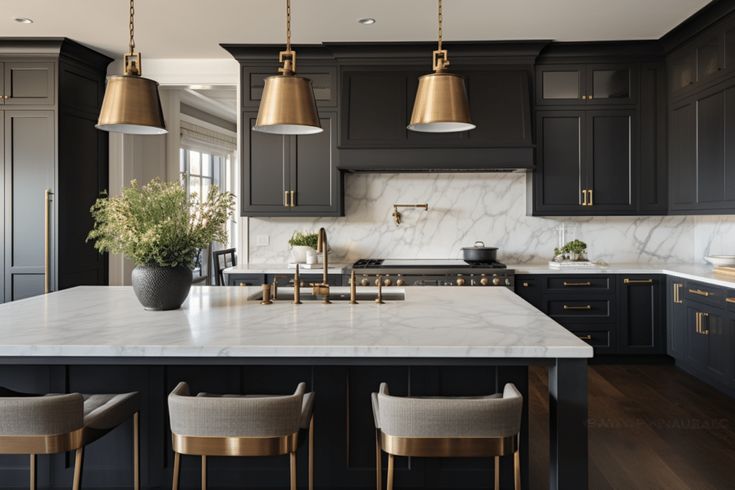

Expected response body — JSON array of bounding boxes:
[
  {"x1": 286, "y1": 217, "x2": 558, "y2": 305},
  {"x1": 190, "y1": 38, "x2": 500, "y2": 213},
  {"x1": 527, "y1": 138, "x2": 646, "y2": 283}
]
[
  {"x1": 224, "y1": 263, "x2": 350, "y2": 275},
  {"x1": 0, "y1": 286, "x2": 592, "y2": 359},
  {"x1": 509, "y1": 263, "x2": 735, "y2": 289}
]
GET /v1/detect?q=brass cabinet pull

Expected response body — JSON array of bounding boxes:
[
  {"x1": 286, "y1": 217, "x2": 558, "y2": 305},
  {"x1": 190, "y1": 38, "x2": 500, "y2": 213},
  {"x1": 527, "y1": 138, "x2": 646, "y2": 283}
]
[
  {"x1": 290, "y1": 190, "x2": 295, "y2": 207},
  {"x1": 726, "y1": 297, "x2": 735, "y2": 304},
  {"x1": 689, "y1": 288, "x2": 712, "y2": 297},
  {"x1": 563, "y1": 281, "x2": 592, "y2": 287},
  {"x1": 577, "y1": 334, "x2": 593, "y2": 341},
  {"x1": 695, "y1": 312, "x2": 710, "y2": 335},
  {"x1": 623, "y1": 278, "x2": 653, "y2": 285},
  {"x1": 581, "y1": 189, "x2": 588, "y2": 206},
  {"x1": 44, "y1": 189, "x2": 53, "y2": 294},
  {"x1": 284, "y1": 191, "x2": 289, "y2": 207},
  {"x1": 673, "y1": 283, "x2": 683, "y2": 304},
  {"x1": 522, "y1": 282, "x2": 529, "y2": 287},
  {"x1": 588, "y1": 188, "x2": 593, "y2": 206},
  {"x1": 563, "y1": 304, "x2": 592, "y2": 311}
]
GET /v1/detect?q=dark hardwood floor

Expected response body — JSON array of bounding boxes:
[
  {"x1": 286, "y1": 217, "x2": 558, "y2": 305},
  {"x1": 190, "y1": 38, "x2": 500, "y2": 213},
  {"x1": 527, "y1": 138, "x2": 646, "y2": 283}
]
[{"x1": 528, "y1": 364, "x2": 735, "y2": 490}]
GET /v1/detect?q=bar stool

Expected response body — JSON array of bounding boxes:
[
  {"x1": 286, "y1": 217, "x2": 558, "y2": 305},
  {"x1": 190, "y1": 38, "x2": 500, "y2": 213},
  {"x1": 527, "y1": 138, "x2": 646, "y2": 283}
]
[
  {"x1": 168, "y1": 381, "x2": 314, "y2": 490},
  {"x1": 0, "y1": 386, "x2": 140, "y2": 490},
  {"x1": 371, "y1": 382, "x2": 523, "y2": 490}
]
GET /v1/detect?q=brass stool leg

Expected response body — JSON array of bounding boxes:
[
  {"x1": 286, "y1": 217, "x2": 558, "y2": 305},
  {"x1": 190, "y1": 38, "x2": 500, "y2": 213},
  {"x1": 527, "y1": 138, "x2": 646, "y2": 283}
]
[
  {"x1": 494, "y1": 456, "x2": 500, "y2": 490},
  {"x1": 386, "y1": 454, "x2": 394, "y2": 490},
  {"x1": 201, "y1": 455, "x2": 207, "y2": 490},
  {"x1": 290, "y1": 451, "x2": 297, "y2": 490},
  {"x1": 29, "y1": 454, "x2": 36, "y2": 490},
  {"x1": 171, "y1": 452, "x2": 181, "y2": 490},
  {"x1": 133, "y1": 412, "x2": 140, "y2": 490},
  {"x1": 72, "y1": 447, "x2": 84, "y2": 490},
  {"x1": 375, "y1": 430, "x2": 382, "y2": 490},
  {"x1": 514, "y1": 449, "x2": 521, "y2": 490},
  {"x1": 308, "y1": 416, "x2": 315, "y2": 490}
]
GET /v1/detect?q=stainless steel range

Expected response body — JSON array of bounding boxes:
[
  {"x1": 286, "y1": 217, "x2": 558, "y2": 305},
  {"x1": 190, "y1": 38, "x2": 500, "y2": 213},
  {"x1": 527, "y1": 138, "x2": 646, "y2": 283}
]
[{"x1": 351, "y1": 258, "x2": 514, "y2": 288}]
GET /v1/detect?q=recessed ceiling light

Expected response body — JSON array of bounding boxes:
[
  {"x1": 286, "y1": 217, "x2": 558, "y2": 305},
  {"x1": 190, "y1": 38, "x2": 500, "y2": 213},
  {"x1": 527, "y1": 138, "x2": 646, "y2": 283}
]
[
  {"x1": 14, "y1": 17, "x2": 33, "y2": 24},
  {"x1": 357, "y1": 18, "x2": 376, "y2": 25}
]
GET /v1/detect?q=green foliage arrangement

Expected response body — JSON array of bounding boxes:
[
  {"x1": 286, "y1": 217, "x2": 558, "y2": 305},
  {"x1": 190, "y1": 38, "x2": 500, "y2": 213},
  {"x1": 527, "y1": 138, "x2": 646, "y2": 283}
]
[
  {"x1": 288, "y1": 231, "x2": 319, "y2": 249},
  {"x1": 87, "y1": 179, "x2": 234, "y2": 268},
  {"x1": 554, "y1": 239, "x2": 588, "y2": 260}
]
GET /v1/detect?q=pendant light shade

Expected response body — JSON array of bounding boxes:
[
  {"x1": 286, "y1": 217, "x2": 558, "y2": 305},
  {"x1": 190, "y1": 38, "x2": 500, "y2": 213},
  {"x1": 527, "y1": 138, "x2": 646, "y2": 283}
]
[
  {"x1": 96, "y1": 0, "x2": 167, "y2": 135},
  {"x1": 408, "y1": 0, "x2": 474, "y2": 133},
  {"x1": 408, "y1": 72, "x2": 474, "y2": 133},
  {"x1": 253, "y1": 0, "x2": 321, "y2": 135}
]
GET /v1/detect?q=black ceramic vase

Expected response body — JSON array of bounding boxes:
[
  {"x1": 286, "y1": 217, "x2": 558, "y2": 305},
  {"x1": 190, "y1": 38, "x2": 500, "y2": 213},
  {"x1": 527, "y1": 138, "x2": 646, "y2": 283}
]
[{"x1": 131, "y1": 264, "x2": 192, "y2": 311}]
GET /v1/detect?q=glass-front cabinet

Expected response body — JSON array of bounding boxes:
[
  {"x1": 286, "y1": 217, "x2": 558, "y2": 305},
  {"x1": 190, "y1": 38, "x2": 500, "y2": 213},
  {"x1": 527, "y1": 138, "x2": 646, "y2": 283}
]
[{"x1": 537, "y1": 64, "x2": 635, "y2": 105}]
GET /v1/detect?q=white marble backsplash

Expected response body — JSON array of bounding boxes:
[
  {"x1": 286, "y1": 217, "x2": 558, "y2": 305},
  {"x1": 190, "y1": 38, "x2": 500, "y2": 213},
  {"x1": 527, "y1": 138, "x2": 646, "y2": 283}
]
[{"x1": 245, "y1": 173, "x2": 735, "y2": 265}]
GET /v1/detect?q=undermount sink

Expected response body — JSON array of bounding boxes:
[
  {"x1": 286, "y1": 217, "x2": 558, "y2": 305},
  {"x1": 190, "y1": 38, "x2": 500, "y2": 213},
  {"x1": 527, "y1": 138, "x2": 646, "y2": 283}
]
[{"x1": 251, "y1": 286, "x2": 406, "y2": 302}]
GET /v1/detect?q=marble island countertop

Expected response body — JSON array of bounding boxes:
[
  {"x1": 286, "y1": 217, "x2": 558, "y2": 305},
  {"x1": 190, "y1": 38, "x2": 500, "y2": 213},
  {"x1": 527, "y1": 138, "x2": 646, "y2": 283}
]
[{"x1": 0, "y1": 286, "x2": 592, "y2": 359}]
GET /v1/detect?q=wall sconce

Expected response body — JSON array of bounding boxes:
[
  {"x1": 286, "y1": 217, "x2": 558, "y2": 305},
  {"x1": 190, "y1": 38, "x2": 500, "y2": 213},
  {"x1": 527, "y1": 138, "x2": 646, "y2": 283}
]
[{"x1": 392, "y1": 203, "x2": 429, "y2": 226}]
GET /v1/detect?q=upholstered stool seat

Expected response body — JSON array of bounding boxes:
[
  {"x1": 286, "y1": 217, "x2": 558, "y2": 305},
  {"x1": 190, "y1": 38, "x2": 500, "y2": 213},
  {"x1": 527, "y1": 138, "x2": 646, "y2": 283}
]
[
  {"x1": 168, "y1": 382, "x2": 315, "y2": 490},
  {"x1": 372, "y1": 383, "x2": 523, "y2": 490},
  {"x1": 0, "y1": 386, "x2": 140, "y2": 490}
]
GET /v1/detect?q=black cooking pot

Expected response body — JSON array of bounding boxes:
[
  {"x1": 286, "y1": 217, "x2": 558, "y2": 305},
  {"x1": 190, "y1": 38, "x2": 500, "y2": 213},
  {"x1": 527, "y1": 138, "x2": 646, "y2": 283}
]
[{"x1": 462, "y1": 241, "x2": 498, "y2": 264}]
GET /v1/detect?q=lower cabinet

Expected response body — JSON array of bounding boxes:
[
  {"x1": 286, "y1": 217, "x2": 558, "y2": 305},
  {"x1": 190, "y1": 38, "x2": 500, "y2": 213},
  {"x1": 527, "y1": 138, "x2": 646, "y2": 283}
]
[{"x1": 515, "y1": 273, "x2": 665, "y2": 355}]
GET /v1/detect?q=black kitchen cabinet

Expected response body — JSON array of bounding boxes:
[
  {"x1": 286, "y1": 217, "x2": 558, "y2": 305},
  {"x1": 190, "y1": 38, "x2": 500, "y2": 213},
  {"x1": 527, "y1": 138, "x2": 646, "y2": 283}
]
[
  {"x1": 618, "y1": 275, "x2": 665, "y2": 354},
  {"x1": 240, "y1": 111, "x2": 343, "y2": 217},
  {"x1": 536, "y1": 63, "x2": 636, "y2": 106},
  {"x1": 533, "y1": 110, "x2": 636, "y2": 215}
]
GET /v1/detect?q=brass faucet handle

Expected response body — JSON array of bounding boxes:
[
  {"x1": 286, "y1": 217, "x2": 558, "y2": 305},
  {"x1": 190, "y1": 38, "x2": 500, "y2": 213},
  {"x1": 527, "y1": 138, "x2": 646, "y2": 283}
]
[
  {"x1": 261, "y1": 284, "x2": 273, "y2": 305},
  {"x1": 375, "y1": 275, "x2": 384, "y2": 304},
  {"x1": 350, "y1": 271, "x2": 358, "y2": 304}
]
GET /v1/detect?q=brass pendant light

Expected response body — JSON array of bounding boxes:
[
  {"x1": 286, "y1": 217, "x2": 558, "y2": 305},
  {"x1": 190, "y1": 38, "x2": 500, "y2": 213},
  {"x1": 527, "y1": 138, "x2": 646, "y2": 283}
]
[
  {"x1": 254, "y1": 0, "x2": 322, "y2": 135},
  {"x1": 96, "y1": 0, "x2": 167, "y2": 135},
  {"x1": 408, "y1": 0, "x2": 475, "y2": 133}
]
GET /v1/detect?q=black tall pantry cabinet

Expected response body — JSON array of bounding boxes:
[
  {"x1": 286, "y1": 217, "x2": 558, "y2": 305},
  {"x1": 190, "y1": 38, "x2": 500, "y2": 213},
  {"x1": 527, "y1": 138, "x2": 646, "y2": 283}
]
[{"x1": 0, "y1": 39, "x2": 111, "y2": 303}]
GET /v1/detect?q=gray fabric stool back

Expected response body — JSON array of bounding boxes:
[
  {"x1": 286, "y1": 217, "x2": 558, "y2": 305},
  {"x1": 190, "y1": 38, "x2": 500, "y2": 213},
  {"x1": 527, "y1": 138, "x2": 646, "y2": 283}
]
[
  {"x1": 168, "y1": 381, "x2": 315, "y2": 490},
  {"x1": 0, "y1": 386, "x2": 140, "y2": 490},
  {"x1": 372, "y1": 382, "x2": 523, "y2": 490}
]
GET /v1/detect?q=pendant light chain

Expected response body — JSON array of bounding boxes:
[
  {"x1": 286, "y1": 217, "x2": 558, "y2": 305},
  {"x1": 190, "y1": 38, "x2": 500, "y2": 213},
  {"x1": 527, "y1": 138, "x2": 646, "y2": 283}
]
[
  {"x1": 286, "y1": 0, "x2": 292, "y2": 53},
  {"x1": 128, "y1": 0, "x2": 136, "y2": 54},
  {"x1": 437, "y1": 0, "x2": 443, "y2": 52}
]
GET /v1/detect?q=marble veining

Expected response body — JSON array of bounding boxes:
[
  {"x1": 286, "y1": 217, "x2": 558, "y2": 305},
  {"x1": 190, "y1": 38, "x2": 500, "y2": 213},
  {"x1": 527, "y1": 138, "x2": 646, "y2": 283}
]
[
  {"x1": 246, "y1": 173, "x2": 735, "y2": 265},
  {"x1": 0, "y1": 286, "x2": 592, "y2": 359}
]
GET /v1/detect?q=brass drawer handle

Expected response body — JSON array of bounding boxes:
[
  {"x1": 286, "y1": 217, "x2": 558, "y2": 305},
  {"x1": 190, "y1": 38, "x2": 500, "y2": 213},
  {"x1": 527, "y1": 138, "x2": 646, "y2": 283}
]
[
  {"x1": 522, "y1": 282, "x2": 529, "y2": 287},
  {"x1": 290, "y1": 190, "x2": 296, "y2": 207},
  {"x1": 624, "y1": 278, "x2": 653, "y2": 285},
  {"x1": 673, "y1": 283, "x2": 683, "y2": 304},
  {"x1": 725, "y1": 297, "x2": 735, "y2": 304},
  {"x1": 695, "y1": 312, "x2": 710, "y2": 335},
  {"x1": 563, "y1": 281, "x2": 592, "y2": 287},
  {"x1": 577, "y1": 334, "x2": 593, "y2": 341},
  {"x1": 284, "y1": 190, "x2": 289, "y2": 207},
  {"x1": 581, "y1": 189, "x2": 588, "y2": 206},
  {"x1": 563, "y1": 304, "x2": 592, "y2": 311},
  {"x1": 689, "y1": 288, "x2": 713, "y2": 297}
]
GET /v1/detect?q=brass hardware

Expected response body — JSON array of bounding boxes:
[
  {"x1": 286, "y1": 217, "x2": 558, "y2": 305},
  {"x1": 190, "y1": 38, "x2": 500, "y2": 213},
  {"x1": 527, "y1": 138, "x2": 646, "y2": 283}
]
[
  {"x1": 360, "y1": 275, "x2": 370, "y2": 287},
  {"x1": 96, "y1": 0, "x2": 167, "y2": 134},
  {"x1": 696, "y1": 312, "x2": 710, "y2": 335},
  {"x1": 480, "y1": 275, "x2": 490, "y2": 286},
  {"x1": 522, "y1": 281, "x2": 529, "y2": 287},
  {"x1": 254, "y1": 0, "x2": 321, "y2": 135},
  {"x1": 623, "y1": 278, "x2": 654, "y2": 285},
  {"x1": 349, "y1": 271, "x2": 357, "y2": 304},
  {"x1": 316, "y1": 227, "x2": 329, "y2": 286},
  {"x1": 379, "y1": 431, "x2": 519, "y2": 458},
  {"x1": 726, "y1": 297, "x2": 735, "y2": 304},
  {"x1": 492, "y1": 276, "x2": 501, "y2": 286},
  {"x1": 172, "y1": 432, "x2": 299, "y2": 457},
  {"x1": 290, "y1": 190, "x2": 296, "y2": 207},
  {"x1": 284, "y1": 191, "x2": 289, "y2": 207},
  {"x1": 563, "y1": 304, "x2": 592, "y2": 311},
  {"x1": 395, "y1": 275, "x2": 405, "y2": 287},
  {"x1": 0, "y1": 428, "x2": 84, "y2": 455},
  {"x1": 673, "y1": 283, "x2": 683, "y2": 304},
  {"x1": 577, "y1": 334, "x2": 593, "y2": 341},
  {"x1": 407, "y1": 0, "x2": 474, "y2": 133},
  {"x1": 563, "y1": 281, "x2": 591, "y2": 287},
  {"x1": 392, "y1": 203, "x2": 428, "y2": 226},
  {"x1": 375, "y1": 275, "x2": 385, "y2": 304},
  {"x1": 582, "y1": 189, "x2": 588, "y2": 206},
  {"x1": 44, "y1": 189, "x2": 53, "y2": 294},
  {"x1": 689, "y1": 288, "x2": 712, "y2": 297},
  {"x1": 293, "y1": 265, "x2": 302, "y2": 304},
  {"x1": 383, "y1": 277, "x2": 393, "y2": 287},
  {"x1": 261, "y1": 284, "x2": 273, "y2": 305},
  {"x1": 456, "y1": 275, "x2": 465, "y2": 286}
]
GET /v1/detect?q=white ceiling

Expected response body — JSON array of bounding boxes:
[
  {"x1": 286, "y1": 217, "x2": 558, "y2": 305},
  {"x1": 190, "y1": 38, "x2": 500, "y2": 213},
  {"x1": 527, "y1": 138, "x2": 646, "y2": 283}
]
[{"x1": 1, "y1": 0, "x2": 712, "y2": 59}]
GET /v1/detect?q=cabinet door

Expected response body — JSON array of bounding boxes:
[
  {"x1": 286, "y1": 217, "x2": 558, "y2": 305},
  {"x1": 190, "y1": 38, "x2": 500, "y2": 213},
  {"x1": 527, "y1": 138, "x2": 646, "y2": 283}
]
[
  {"x1": 685, "y1": 305, "x2": 709, "y2": 367},
  {"x1": 587, "y1": 65, "x2": 636, "y2": 105},
  {"x1": 536, "y1": 66, "x2": 584, "y2": 105},
  {"x1": 618, "y1": 276, "x2": 664, "y2": 354},
  {"x1": 585, "y1": 110, "x2": 635, "y2": 212},
  {"x1": 668, "y1": 48, "x2": 697, "y2": 95},
  {"x1": 515, "y1": 275, "x2": 543, "y2": 310},
  {"x1": 669, "y1": 101, "x2": 697, "y2": 210},
  {"x1": 3, "y1": 62, "x2": 54, "y2": 106},
  {"x1": 290, "y1": 112, "x2": 343, "y2": 216},
  {"x1": 667, "y1": 279, "x2": 686, "y2": 358},
  {"x1": 241, "y1": 112, "x2": 290, "y2": 216},
  {"x1": 696, "y1": 34, "x2": 724, "y2": 83},
  {"x1": 697, "y1": 90, "x2": 726, "y2": 205},
  {"x1": 702, "y1": 310, "x2": 731, "y2": 386},
  {"x1": 3, "y1": 111, "x2": 55, "y2": 302},
  {"x1": 533, "y1": 111, "x2": 584, "y2": 213}
]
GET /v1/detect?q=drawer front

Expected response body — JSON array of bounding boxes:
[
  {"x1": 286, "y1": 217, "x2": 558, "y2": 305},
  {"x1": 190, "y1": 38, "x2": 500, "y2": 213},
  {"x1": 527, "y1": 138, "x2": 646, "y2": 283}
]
[
  {"x1": 226, "y1": 273, "x2": 266, "y2": 286},
  {"x1": 684, "y1": 280, "x2": 725, "y2": 306},
  {"x1": 567, "y1": 328, "x2": 614, "y2": 350},
  {"x1": 515, "y1": 275, "x2": 542, "y2": 309},
  {"x1": 547, "y1": 298, "x2": 612, "y2": 320},
  {"x1": 545, "y1": 275, "x2": 613, "y2": 292}
]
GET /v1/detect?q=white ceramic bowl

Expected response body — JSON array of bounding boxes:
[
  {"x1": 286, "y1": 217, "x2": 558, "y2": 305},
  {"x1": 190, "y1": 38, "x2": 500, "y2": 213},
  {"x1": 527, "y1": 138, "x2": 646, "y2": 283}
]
[{"x1": 704, "y1": 255, "x2": 735, "y2": 267}]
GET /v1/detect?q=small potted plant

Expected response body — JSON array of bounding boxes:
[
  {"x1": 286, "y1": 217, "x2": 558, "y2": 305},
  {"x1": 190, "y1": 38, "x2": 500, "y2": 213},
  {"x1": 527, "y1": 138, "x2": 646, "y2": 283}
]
[
  {"x1": 87, "y1": 179, "x2": 234, "y2": 310},
  {"x1": 288, "y1": 231, "x2": 319, "y2": 263},
  {"x1": 553, "y1": 239, "x2": 588, "y2": 262}
]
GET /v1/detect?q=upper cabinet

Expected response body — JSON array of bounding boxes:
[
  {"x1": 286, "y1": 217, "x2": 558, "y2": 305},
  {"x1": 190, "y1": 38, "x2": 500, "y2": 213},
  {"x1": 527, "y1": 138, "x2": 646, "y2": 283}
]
[
  {"x1": 1, "y1": 62, "x2": 55, "y2": 106},
  {"x1": 537, "y1": 64, "x2": 636, "y2": 106}
]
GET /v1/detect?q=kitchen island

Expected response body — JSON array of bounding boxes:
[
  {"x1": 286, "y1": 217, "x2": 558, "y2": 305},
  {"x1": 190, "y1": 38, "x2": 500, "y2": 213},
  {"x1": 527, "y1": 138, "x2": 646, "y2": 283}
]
[{"x1": 0, "y1": 286, "x2": 592, "y2": 489}]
